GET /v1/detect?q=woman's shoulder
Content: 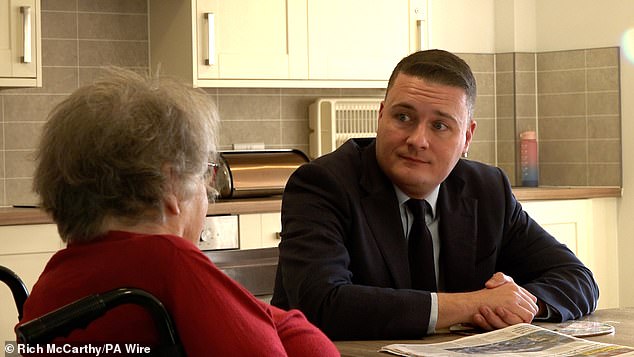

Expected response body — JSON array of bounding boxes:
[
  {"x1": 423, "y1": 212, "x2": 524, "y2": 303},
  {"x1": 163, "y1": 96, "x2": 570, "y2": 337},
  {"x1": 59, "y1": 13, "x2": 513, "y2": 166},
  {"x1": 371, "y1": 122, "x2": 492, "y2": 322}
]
[{"x1": 94, "y1": 231, "x2": 217, "y2": 273}]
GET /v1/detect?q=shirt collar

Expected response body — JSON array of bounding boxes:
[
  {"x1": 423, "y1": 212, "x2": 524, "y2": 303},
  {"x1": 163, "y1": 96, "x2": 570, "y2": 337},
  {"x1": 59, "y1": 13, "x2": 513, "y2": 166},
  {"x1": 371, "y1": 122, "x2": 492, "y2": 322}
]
[{"x1": 393, "y1": 184, "x2": 440, "y2": 218}]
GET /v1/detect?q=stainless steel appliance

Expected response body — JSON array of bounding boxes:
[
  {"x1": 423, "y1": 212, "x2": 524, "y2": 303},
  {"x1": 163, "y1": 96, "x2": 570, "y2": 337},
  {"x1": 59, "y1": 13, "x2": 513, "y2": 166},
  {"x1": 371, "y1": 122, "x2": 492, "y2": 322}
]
[
  {"x1": 213, "y1": 149, "x2": 309, "y2": 198},
  {"x1": 198, "y1": 215, "x2": 239, "y2": 250},
  {"x1": 205, "y1": 247, "x2": 278, "y2": 302}
]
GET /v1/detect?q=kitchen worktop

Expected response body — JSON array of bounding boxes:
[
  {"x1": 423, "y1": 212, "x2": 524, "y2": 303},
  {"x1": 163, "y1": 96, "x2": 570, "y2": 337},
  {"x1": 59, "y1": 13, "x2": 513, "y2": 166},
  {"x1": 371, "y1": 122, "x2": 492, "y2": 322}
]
[
  {"x1": 0, "y1": 196, "x2": 283, "y2": 226},
  {"x1": 0, "y1": 187, "x2": 621, "y2": 226}
]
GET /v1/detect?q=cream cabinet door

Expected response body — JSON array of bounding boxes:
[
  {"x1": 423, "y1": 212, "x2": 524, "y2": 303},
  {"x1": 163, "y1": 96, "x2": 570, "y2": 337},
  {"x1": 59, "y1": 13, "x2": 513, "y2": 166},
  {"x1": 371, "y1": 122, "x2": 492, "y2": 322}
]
[
  {"x1": 306, "y1": 0, "x2": 414, "y2": 81},
  {"x1": 520, "y1": 198, "x2": 619, "y2": 309},
  {"x1": 238, "y1": 213, "x2": 281, "y2": 249},
  {"x1": 150, "y1": 0, "x2": 422, "y2": 86},
  {"x1": 0, "y1": 0, "x2": 41, "y2": 86},
  {"x1": 196, "y1": 0, "x2": 307, "y2": 80},
  {"x1": 520, "y1": 200, "x2": 587, "y2": 255},
  {"x1": 0, "y1": 224, "x2": 61, "y2": 342}
]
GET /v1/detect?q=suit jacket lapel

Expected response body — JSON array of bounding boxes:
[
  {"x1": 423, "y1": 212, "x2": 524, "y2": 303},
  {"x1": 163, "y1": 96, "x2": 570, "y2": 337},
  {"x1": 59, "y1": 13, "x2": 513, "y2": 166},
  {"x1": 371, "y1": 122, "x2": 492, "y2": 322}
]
[
  {"x1": 359, "y1": 142, "x2": 411, "y2": 288},
  {"x1": 438, "y1": 165, "x2": 479, "y2": 292}
]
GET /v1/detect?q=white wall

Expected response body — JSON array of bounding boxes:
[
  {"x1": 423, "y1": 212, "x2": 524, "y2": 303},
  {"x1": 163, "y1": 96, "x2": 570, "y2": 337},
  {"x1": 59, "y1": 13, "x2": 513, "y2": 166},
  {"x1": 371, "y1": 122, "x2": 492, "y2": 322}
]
[
  {"x1": 533, "y1": 0, "x2": 634, "y2": 307},
  {"x1": 429, "y1": 0, "x2": 537, "y2": 53},
  {"x1": 494, "y1": 0, "x2": 537, "y2": 52},
  {"x1": 429, "y1": 0, "x2": 496, "y2": 53}
]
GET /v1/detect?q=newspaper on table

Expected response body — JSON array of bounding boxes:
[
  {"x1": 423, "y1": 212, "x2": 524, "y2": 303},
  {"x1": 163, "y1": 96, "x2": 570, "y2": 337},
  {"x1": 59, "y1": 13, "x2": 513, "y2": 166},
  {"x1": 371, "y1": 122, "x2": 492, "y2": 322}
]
[{"x1": 381, "y1": 323, "x2": 634, "y2": 356}]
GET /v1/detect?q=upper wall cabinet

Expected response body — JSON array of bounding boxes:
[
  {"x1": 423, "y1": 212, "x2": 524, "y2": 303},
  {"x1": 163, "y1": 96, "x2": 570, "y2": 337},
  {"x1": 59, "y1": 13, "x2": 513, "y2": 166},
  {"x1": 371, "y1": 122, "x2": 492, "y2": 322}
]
[
  {"x1": 307, "y1": 0, "x2": 411, "y2": 82},
  {"x1": 0, "y1": 0, "x2": 42, "y2": 87},
  {"x1": 149, "y1": 0, "x2": 427, "y2": 88},
  {"x1": 196, "y1": 0, "x2": 308, "y2": 81}
]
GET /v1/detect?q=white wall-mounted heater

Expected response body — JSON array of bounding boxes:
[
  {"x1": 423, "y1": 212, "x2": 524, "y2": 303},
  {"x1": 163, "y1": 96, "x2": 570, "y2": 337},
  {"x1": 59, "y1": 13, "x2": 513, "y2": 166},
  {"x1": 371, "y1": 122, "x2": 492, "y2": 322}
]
[{"x1": 308, "y1": 97, "x2": 383, "y2": 159}]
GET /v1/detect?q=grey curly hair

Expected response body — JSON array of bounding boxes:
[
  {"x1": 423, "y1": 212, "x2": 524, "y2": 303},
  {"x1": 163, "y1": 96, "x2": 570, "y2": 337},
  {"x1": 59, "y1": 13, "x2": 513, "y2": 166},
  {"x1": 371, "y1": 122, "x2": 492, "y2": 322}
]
[{"x1": 33, "y1": 68, "x2": 219, "y2": 243}]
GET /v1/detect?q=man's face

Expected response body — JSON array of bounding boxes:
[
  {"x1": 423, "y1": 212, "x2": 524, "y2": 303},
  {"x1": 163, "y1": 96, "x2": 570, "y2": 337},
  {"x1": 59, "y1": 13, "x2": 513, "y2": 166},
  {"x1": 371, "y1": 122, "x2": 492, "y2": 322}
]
[{"x1": 376, "y1": 73, "x2": 476, "y2": 199}]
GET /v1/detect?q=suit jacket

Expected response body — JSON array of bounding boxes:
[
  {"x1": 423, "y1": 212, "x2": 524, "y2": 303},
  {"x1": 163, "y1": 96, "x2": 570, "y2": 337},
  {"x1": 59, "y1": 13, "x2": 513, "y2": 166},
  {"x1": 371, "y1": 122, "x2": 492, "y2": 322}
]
[{"x1": 272, "y1": 138, "x2": 598, "y2": 340}]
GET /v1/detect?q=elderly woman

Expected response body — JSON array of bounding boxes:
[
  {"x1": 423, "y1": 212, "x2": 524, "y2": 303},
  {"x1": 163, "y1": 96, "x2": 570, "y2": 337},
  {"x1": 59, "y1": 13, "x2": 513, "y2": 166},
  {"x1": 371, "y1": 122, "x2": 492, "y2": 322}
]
[{"x1": 19, "y1": 69, "x2": 338, "y2": 356}]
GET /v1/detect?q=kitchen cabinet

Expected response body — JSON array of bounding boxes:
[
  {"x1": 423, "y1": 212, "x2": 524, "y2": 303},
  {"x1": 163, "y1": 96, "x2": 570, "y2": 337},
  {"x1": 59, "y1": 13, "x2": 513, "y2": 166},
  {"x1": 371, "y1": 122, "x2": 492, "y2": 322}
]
[
  {"x1": 239, "y1": 212, "x2": 281, "y2": 249},
  {"x1": 520, "y1": 197, "x2": 618, "y2": 309},
  {"x1": 306, "y1": 0, "x2": 417, "y2": 81},
  {"x1": 0, "y1": 0, "x2": 42, "y2": 87},
  {"x1": 0, "y1": 224, "x2": 61, "y2": 342},
  {"x1": 149, "y1": 0, "x2": 426, "y2": 87},
  {"x1": 195, "y1": 0, "x2": 306, "y2": 80},
  {"x1": 149, "y1": 0, "x2": 306, "y2": 87}
]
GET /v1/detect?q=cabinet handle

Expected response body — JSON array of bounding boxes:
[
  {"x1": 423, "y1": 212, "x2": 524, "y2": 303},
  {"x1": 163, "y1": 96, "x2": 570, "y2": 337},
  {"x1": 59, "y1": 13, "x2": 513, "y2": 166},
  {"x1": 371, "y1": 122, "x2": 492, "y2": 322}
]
[
  {"x1": 417, "y1": 19, "x2": 427, "y2": 51},
  {"x1": 20, "y1": 6, "x2": 32, "y2": 63},
  {"x1": 204, "y1": 12, "x2": 215, "y2": 66},
  {"x1": 414, "y1": 4, "x2": 428, "y2": 51}
]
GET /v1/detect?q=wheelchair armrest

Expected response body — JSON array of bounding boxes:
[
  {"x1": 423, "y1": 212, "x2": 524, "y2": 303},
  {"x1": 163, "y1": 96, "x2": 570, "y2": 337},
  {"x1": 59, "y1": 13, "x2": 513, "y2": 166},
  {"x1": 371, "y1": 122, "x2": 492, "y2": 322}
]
[{"x1": 16, "y1": 288, "x2": 180, "y2": 347}]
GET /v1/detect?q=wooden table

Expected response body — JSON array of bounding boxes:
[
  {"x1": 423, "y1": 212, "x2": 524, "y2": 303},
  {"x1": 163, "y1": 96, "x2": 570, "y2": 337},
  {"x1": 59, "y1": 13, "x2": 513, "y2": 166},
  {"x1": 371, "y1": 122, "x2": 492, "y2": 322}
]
[{"x1": 334, "y1": 308, "x2": 634, "y2": 356}]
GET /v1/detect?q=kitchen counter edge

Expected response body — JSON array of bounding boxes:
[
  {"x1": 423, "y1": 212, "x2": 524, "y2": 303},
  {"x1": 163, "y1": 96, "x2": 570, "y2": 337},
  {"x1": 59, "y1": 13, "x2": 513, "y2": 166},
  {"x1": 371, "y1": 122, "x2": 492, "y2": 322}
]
[{"x1": 0, "y1": 187, "x2": 622, "y2": 226}]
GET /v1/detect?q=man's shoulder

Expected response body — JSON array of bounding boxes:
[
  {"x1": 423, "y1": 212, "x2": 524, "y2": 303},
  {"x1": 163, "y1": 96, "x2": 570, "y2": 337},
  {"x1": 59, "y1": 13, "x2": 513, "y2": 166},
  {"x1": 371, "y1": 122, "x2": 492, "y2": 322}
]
[
  {"x1": 311, "y1": 138, "x2": 373, "y2": 168},
  {"x1": 448, "y1": 159, "x2": 509, "y2": 191},
  {"x1": 453, "y1": 159, "x2": 503, "y2": 177},
  {"x1": 287, "y1": 138, "x2": 374, "y2": 195}
]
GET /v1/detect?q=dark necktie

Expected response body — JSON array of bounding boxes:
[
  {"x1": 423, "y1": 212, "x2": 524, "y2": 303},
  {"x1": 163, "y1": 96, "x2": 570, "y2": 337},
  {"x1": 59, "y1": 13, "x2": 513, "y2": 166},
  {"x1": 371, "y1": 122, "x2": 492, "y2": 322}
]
[{"x1": 406, "y1": 199, "x2": 437, "y2": 291}]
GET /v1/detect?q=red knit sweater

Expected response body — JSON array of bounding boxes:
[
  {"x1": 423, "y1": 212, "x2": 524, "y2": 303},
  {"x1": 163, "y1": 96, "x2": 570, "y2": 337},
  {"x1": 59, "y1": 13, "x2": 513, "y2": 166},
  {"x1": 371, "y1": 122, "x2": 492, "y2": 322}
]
[{"x1": 19, "y1": 231, "x2": 339, "y2": 356}]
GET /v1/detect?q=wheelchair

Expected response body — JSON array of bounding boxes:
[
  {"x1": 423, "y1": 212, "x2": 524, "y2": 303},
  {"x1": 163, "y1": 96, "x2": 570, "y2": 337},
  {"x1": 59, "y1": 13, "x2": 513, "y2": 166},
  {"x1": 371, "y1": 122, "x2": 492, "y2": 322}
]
[{"x1": 15, "y1": 287, "x2": 186, "y2": 357}]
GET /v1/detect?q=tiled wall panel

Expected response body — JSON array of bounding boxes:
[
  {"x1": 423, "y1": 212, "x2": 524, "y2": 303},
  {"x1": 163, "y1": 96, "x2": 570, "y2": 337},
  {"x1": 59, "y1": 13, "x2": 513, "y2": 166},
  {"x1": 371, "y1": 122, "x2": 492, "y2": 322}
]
[
  {"x1": 495, "y1": 53, "x2": 517, "y2": 184},
  {"x1": 457, "y1": 54, "x2": 496, "y2": 165},
  {"x1": 537, "y1": 47, "x2": 621, "y2": 186}
]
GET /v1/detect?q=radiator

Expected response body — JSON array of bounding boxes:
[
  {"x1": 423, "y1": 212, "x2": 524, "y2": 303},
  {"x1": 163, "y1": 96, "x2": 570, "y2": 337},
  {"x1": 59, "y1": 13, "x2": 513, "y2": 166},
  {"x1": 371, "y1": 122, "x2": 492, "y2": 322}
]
[{"x1": 308, "y1": 97, "x2": 383, "y2": 158}]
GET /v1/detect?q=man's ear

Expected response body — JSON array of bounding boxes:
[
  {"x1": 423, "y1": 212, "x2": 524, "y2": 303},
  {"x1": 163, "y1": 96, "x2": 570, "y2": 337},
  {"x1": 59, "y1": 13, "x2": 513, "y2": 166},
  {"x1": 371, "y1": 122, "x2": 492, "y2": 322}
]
[
  {"x1": 463, "y1": 119, "x2": 477, "y2": 154},
  {"x1": 378, "y1": 101, "x2": 385, "y2": 121}
]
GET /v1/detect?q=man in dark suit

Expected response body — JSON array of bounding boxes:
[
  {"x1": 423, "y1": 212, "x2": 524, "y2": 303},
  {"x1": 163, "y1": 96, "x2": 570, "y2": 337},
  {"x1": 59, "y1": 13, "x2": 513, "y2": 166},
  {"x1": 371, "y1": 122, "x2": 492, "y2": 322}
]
[{"x1": 271, "y1": 49, "x2": 599, "y2": 340}]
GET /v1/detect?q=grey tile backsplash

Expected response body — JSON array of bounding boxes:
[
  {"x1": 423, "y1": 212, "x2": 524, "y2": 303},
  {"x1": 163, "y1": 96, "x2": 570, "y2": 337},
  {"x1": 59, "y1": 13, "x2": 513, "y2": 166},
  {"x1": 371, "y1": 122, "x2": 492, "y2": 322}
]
[
  {"x1": 536, "y1": 48, "x2": 621, "y2": 186},
  {"x1": 0, "y1": 0, "x2": 622, "y2": 206}
]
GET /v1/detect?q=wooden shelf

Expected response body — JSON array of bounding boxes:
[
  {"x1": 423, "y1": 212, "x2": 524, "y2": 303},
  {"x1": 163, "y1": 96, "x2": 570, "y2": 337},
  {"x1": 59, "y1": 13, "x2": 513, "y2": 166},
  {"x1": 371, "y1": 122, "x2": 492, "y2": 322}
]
[{"x1": 513, "y1": 186, "x2": 621, "y2": 201}]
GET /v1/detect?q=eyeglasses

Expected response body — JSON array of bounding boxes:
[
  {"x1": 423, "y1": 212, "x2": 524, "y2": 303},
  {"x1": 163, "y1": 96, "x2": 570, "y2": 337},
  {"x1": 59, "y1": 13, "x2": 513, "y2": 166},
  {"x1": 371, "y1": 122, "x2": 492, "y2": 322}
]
[
  {"x1": 207, "y1": 162, "x2": 219, "y2": 169},
  {"x1": 204, "y1": 162, "x2": 220, "y2": 201},
  {"x1": 205, "y1": 162, "x2": 219, "y2": 180}
]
